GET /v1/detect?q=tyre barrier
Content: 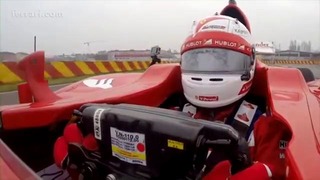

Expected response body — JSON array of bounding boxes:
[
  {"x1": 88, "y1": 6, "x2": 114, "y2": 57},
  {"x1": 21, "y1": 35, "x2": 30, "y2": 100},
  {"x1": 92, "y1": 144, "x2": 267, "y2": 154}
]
[{"x1": 0, "y1": 60, "x2": 178, "y2": 84}]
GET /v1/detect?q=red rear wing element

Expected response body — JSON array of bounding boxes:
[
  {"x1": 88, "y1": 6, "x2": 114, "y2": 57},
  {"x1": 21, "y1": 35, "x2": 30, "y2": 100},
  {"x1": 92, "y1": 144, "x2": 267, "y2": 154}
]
[{"x1": 18, "y1": 51, "x2": 60, "y2": 103}]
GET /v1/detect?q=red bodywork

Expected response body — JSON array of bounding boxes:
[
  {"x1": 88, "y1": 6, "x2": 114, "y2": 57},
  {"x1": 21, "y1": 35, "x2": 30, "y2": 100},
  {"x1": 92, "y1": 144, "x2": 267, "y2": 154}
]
[
  {"x1": 0, "y1": 52, "x2": 182, "y2": 130},
  {"x1": 0, "y1": 139, "x2": 40, "y2": 180},
  {"x1": 1, "y1": 2, "x2": 320, "y2": 180},
  {"x1": 1, "y1": 51, "x2": 320, "y2": 179}
]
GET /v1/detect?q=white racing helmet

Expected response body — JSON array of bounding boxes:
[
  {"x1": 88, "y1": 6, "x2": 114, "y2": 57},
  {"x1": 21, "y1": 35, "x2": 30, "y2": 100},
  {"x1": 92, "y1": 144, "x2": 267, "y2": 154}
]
[{"x1": 180, "y1": 15, "x2": 255, "y2": 108}]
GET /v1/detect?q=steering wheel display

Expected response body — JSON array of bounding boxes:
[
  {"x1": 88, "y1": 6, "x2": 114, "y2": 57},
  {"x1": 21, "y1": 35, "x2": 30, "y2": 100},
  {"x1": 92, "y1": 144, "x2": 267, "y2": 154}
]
[{"x1": 68, "y1": 103, "x2": 252, "y2": 180}]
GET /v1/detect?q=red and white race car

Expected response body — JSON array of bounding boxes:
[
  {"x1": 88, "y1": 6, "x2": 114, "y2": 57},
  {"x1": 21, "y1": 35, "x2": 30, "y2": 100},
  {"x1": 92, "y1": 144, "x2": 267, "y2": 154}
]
[{"x1": 1, "y1": 1, "x2": 320, "y2": 180}]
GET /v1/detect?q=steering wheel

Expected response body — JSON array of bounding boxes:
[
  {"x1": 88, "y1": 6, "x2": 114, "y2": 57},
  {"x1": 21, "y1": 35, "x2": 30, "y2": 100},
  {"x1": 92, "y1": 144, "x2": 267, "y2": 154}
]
[
  {"x1": 66, "y1": 104, "x2": 253, "y2": 180},
  {"x1": 203, "y1": 136, "x2": 252, "y2": 176}
]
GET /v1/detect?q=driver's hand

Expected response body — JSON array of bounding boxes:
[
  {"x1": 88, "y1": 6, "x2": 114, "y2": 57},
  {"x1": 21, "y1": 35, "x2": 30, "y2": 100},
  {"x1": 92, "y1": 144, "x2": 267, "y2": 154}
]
[
  {"x1": 54, "y1": 123, "x2": 98, "y2": 169},
  {"x1": 203, "y1": 160, "x2": 271, "y2": 180}
]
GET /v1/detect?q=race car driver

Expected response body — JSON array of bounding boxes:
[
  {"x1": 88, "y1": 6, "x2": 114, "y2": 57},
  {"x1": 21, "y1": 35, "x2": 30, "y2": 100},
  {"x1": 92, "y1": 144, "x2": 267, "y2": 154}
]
[
  {"x1": 173, "y1": 15, "x2": 290, "y2": 180},
  {"x1": 53, "y1": 15, "x2": 290, "y2": 180}
]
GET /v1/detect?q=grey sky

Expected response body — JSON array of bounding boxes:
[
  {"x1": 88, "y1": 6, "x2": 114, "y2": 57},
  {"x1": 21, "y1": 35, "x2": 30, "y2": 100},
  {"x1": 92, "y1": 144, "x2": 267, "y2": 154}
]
[{"x1": 1, "y1": 0, "x2": 320, "y2": 55}]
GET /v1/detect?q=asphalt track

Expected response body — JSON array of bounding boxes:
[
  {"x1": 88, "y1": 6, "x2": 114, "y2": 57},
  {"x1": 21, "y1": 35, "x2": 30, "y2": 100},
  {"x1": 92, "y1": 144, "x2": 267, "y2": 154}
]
[
  {"x1": 0, "y1": 84, "x2": 69, "y2": 106},
  {"x1": 0, "y1": 64, "x2": 319, "y2": 106}
]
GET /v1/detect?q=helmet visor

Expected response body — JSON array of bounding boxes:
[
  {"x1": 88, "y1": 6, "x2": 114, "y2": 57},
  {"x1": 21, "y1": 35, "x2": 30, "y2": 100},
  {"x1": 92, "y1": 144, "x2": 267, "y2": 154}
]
[{"x1": 181, "y1": 48, "x2": 252, "y2": 74}]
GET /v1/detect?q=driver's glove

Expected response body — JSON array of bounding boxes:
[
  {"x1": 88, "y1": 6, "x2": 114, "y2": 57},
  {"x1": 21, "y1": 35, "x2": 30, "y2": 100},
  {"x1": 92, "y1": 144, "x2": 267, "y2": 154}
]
[{"x1": 203, "y1": 160, "x2": 272, "y2": 180}]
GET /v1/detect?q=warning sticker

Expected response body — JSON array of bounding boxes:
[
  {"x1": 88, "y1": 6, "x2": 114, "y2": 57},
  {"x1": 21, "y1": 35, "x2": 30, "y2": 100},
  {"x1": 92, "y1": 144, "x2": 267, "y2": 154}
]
[
  {"x1": 110, "y1": 127, "x2": 146, "y2": 166},
  {"x1": 168, "y1": 139, "x2": 184, "y2": 150},
  {"x1": 93, "y1": 108, "x2": 106, "y2": 140}
]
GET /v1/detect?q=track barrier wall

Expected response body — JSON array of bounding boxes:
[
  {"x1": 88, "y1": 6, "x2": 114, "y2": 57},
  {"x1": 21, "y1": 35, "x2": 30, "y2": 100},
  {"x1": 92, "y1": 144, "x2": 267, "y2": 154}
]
[
  {"x1": 1, "y1": 59, "x2": 320, "y2": 84},
  {"x1": 260, "y1": 59, "x2": 320, "y2": 65},
  {"x1": 0, "y1": 60, "x2": 178, "y2": 84}
]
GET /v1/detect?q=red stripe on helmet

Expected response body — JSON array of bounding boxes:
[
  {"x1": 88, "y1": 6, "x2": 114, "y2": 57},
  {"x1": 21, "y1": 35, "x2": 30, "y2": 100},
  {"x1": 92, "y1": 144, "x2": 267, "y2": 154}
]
[{"x1": 181, "y1": 31, "x2": 252, "y2": 55}]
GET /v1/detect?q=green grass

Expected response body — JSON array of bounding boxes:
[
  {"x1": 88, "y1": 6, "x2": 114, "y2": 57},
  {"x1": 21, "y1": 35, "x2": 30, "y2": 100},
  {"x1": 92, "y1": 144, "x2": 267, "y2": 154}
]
[
  {"x1": 0, "y1": 84, "x2": 18, "y2": 92},
  {"x1": 0, "y1": 70, "x2": 146, "y2": 93}
]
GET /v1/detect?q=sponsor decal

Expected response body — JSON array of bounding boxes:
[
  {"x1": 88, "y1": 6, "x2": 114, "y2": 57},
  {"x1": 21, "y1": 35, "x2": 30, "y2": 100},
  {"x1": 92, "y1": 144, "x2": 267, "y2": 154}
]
[
  {"x1": 199, "y1": 96, "x2": 219, "y2": 101},
  {"x1": 184, "y1": 39, "x2": 243, "y2": 51},
  {"x1": 185, "y1": 40, "x2": 203, "y2": 48},
  {"x1": 202, "y1": 24, "x2": 226, "y2": 30},
  {"x1": 234, "y1": 100, "x2": 257, "y2": 126},
  {"x1": 238, "y1": 44, "x2": 252, "y2": 53},
  {"x1": 167, "y1": 139, "x2": 184, "y2": 150},
  {"x1": 234, "y1": 28, "x2": 249, "y2": 35},
  {"x1": 280, "y1": 153, "x2": 285, "y2": 159},
  {"x1": 238, "y1": 81, "x2": 252, "y2": 95},
  {"x1": 238, "y1": 44, "x2": 245, "y2": 50},
  {"x1": 279, "y1": 140, "x2": 288, "y2": 149},
  {"x1": 93, "y1": 108, "x2": 106, "y2": 140},
  {"x1": 237, "y1": 113, "x2": 249, "y2": 122},
  {"x1": 110, "y1": 127, "x2": 146, "y2": 166},
  {"x1": 83, "y1": 78, "x2": 113, "y2": 89},
  {"x1": 203, "y1": 39, "x2": 213, "y2": 45},
  {"x1": 214, "y1": 40, "x2": 237, "y2": 48},
  {"x1": 183, "y1": 39, "x2": 212, "y2": 50},
  {"x1": 237, "y1": 45, "x2": 252, "y2": 54}
]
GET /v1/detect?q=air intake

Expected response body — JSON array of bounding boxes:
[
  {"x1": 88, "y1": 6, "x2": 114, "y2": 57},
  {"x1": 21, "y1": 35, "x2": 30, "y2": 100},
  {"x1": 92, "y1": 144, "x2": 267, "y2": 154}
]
[
  {"x1": 209, "y1": 78, "x2": 223, "y2": 81},
  {"x1": 191, "y1": 77, "x2": 202, "y2": 81}
]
